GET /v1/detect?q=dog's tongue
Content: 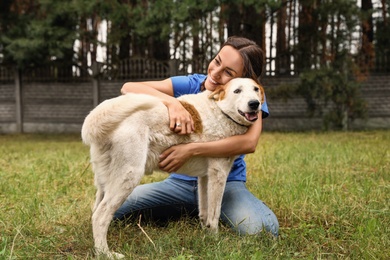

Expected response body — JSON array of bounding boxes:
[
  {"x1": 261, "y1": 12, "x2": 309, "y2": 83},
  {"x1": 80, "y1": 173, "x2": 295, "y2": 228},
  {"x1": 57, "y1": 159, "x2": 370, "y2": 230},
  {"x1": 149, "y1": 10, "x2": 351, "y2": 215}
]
[{"x1": 245, "y1": 112, "x2": 258, "y2": 122}]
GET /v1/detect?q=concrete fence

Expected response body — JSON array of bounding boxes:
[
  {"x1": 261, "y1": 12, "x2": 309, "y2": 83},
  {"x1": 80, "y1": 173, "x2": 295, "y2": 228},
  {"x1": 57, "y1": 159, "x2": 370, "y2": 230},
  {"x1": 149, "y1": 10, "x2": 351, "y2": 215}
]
[
  {"x1": 1, "y1": 74, "x2": 389, "y2": 133},
  {"x1": 262, "y1": 74, "x2": 390, "y2": 131}
]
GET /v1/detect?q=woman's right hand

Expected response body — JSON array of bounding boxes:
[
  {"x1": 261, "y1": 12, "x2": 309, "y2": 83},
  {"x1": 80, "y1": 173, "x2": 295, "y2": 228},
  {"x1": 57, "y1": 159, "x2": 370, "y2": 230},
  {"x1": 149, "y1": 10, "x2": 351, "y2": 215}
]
[
  {"x1": 166, "y1": 100, "x2": 194, "y2": 135},
  {"x1": 121, "y1": 79, "x2": 194, "y2": 134}
]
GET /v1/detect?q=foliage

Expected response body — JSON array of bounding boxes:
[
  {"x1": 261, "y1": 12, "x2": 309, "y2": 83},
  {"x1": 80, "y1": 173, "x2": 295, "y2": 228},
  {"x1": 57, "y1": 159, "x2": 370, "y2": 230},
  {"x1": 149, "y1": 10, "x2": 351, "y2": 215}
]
[
  {"x1": 132, "y1": 0, "x2": 174, "y2": 39},
  {"x1": 0, "y1": 0, "x2": 379, "y2": 129},
  {"x1": 296, "y1": 64, "x2": 367, "y2": 130},
  {"x1": 0, "y1": 0, "x2": 77, "y2": 68},
  {"x1": 0, "y1": 0, "x2": 385, "y2": 70},
  {"x1": 282, "y1": 0, "x2": 367, "y2": 129},
  {"x1": 375, "y1": 16, "x2": 390, "y2": 72},
  {"x1": 0, "y1": 132, "x2": 389, "y2": 258}
]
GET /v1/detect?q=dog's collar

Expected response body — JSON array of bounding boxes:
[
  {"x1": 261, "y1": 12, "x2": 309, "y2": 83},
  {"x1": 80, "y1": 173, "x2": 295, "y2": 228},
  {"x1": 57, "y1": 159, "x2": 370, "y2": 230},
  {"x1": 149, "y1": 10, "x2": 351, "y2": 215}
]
[{"x1": 221, "y1": 111, "x2": 246, "y2": 127}]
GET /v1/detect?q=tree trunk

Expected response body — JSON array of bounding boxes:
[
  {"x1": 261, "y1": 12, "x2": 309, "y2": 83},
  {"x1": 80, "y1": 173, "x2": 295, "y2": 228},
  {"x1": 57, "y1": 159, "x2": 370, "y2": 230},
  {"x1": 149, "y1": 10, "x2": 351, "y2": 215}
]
[
  {"x1": 225, "y1": 3, "x2": 241, "y2": 37},
  {"x1": 150, "y1": 37, "x2": 170, "y2": 60},
  {"x1": 359, "y1": 0, "x2": 375, "y2": 76},
  {"x1": 297, "y1": 1, "x2": 315, "y2": 72},
  {"x1": 276, "y1": 0, "x2": 288, "y2": 75}
]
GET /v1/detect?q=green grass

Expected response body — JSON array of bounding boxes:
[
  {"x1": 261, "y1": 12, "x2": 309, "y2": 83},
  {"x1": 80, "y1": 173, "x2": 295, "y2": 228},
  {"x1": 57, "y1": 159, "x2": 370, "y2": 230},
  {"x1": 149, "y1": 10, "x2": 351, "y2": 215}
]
[{"x1": 0, "y1": 131, "x2": 389, "y2": 259}]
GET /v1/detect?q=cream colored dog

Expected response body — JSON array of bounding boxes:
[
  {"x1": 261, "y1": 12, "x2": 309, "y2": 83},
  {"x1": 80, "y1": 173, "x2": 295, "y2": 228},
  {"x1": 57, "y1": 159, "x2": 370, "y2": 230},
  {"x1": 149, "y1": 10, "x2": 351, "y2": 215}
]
[{"x1": 81, "y1": 78, "x2": 264, "y2": 258}]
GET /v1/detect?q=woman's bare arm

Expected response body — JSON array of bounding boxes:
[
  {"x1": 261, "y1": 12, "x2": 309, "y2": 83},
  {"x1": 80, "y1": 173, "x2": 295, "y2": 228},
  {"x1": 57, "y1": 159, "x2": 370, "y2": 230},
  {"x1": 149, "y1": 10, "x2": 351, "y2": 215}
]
[
  {"x1": 121, "y1": 80, "x2": 194, "y2": 134},
  {"x1": 159, "y1": 117, "x2": 263, "y2": 172},
  {"x1": 122, "y1": 79, "x2": 265, "y2": 173},
  {"x1": 121, "y1": 79, "x2": 174, "y2": 96}
]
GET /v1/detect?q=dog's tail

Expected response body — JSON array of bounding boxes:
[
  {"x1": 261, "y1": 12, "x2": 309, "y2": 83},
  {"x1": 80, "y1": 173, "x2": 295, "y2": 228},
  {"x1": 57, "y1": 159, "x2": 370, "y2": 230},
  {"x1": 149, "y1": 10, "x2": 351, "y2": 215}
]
[{"x1": 81, "y1": 93, "x2": 158, "y2": 145}]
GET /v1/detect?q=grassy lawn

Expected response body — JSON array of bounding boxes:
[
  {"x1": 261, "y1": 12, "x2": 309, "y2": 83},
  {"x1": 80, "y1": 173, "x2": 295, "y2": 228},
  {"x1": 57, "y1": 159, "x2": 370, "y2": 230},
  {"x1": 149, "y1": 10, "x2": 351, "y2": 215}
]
[{"x1": 0, "y1": 131, "x2": 389, "y2": 259}]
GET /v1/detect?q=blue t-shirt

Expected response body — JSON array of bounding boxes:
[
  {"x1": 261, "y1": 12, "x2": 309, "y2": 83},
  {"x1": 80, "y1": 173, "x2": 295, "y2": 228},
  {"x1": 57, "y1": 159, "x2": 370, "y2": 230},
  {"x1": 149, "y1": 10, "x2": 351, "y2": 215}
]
[{"x1": 169, "y1": 74, "x2": 269, "y2": 182}]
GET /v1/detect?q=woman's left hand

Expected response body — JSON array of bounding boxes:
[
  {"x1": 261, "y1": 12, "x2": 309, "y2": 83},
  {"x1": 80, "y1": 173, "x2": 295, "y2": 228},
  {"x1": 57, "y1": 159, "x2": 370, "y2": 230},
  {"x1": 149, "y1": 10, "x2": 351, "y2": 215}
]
[{"x1": 158, "y1": 144, "x2": 192, "y2": 173}]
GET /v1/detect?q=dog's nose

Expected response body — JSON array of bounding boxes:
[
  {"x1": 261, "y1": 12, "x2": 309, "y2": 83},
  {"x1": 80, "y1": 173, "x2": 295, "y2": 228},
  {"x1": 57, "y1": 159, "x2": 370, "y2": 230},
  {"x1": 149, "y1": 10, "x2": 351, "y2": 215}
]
[{"x1": 248, "y1": 100, "x2": 260, "y2": 110}]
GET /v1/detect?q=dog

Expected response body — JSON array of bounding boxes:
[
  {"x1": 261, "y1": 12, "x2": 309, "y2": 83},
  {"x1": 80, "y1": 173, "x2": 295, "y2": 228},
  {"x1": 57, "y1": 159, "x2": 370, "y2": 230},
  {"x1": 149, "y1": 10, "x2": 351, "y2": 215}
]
[{"x1": 81, "y1": 78, "x2": 264, "y2": 258}]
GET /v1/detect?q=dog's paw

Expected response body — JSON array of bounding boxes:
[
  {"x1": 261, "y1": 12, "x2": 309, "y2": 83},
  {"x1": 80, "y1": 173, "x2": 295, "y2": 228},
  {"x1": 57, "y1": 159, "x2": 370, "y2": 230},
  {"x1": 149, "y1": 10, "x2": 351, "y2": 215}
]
[
  {"x1": 198, "y1": 212, "x2": 208, "y2": 229},
  {"x1": 96, "y1": 251, "x2": 125, "y2": 259},
  {"x1": 110, "y1": 252, "x2": 125, "y2": 259},
  {"x1": 199, "y1": 218, "x2": 207, "y2": 229},
  {"x1": 205, "y1": 221, "x2": 219, "y2": 235}
]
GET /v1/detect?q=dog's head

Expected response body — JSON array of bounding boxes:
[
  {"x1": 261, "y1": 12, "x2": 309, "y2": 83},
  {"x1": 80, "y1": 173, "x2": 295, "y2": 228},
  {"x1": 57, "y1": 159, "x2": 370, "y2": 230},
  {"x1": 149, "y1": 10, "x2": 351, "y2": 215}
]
[{"x1": 209, "y1": 78, "x2": 264, "y2": 126}]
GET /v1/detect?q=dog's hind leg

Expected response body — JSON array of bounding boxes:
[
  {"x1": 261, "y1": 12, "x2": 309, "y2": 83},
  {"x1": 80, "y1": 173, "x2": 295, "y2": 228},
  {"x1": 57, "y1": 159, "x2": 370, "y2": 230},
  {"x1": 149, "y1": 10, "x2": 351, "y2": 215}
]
[
  {"x1": 197, "y1": 175, "x2": 208, "y2": 229},
  {"x1": 92, "y1": 186, "x2": 104, "y2": 213},
  {"x1": 92, "y1": 170, "x2": 144, "y2": 259},
  {"x1": 92, "y1": 135, "x2": 149, "y2": 258}
]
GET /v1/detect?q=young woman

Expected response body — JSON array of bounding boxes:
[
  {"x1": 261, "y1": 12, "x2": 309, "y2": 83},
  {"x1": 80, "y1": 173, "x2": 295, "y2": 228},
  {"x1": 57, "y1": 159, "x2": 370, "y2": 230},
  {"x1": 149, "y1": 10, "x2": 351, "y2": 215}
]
[{"x1": 115, "y1": 36, "x2": 279, "y2": 237}]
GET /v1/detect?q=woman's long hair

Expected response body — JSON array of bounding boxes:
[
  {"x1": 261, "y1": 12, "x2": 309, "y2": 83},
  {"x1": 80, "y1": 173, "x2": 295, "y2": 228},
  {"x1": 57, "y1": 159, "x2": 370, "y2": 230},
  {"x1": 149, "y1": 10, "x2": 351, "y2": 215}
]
[{"x1": 222, "y1": 36, "x2": 265, "y2": 83}]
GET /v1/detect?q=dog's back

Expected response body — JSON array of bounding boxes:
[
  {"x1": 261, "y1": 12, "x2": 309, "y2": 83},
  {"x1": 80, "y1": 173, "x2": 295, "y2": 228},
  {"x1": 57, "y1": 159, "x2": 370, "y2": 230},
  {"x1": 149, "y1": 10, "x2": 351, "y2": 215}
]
[
  {"x1": 84, "y1": 89, "x2": 251, "y2": 176},
  {"x1": 81, "y1": 93, "x2": 159, "y2": 146}
]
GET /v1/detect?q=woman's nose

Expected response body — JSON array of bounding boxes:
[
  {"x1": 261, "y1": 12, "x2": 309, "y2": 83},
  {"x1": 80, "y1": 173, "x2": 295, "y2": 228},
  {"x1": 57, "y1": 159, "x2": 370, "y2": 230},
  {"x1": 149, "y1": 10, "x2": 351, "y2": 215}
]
[{"x1": 212, "y1": 68, "x2": 223, "y2": 78}]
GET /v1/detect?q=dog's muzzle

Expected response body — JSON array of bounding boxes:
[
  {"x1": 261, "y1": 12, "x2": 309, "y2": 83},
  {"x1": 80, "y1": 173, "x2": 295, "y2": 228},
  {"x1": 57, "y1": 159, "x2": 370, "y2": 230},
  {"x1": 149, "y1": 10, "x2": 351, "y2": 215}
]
[
  {"x1": 238, "y1": 100, "x2": 261, "y2": 122},
  {"x1": 248, "y1": 100, "x2": 260, "y2": 110}
]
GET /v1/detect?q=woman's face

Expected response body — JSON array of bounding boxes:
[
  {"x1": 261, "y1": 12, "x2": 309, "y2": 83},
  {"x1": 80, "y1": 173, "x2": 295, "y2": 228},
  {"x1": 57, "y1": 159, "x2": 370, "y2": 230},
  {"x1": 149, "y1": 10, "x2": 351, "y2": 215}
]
[{"x1": 204, "y1": 45, "x2": 244, "y2": 91}]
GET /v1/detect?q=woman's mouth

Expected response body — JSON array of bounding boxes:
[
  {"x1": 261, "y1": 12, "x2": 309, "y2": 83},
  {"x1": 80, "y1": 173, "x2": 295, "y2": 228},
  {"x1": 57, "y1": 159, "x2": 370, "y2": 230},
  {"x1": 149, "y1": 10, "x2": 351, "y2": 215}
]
[{"x1": 208, "y1": 77, "x2": 219, "y2": 85}]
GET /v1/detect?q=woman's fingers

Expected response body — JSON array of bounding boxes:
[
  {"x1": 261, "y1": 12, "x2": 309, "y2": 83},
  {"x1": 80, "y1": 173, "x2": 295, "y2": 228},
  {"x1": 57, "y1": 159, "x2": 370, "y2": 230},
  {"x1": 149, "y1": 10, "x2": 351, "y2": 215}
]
[
  {"x1": 171, "y1": 115, "x2": 194, "y2": 134},
  {"x1": 167, "y1": 100, "x2": 195, "y2": 134},
  {"x1": 158, "y1": 144, "x2": 191, "y2": 172}
]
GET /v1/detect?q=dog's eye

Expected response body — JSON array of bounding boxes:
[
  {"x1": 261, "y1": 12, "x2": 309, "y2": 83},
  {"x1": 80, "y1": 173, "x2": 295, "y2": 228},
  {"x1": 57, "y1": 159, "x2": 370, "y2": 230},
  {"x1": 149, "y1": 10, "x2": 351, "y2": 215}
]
[
  {"x1": 254, "y1": 86, "x2": 259, "y2": 92},
  {"x1": 234, "y1": 89, "x2": 242, "y2": 94}
]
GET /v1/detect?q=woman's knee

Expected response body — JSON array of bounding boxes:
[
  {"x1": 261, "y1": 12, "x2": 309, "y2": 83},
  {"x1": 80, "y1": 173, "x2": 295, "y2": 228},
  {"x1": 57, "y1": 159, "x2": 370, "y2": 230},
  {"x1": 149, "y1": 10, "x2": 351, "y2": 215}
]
[
  {"x1": 221, "y1": 182, "x2": 279, "y2": 236},
  {"x1": 230, "y1": 213, "x2": 279, "y2": 237}
]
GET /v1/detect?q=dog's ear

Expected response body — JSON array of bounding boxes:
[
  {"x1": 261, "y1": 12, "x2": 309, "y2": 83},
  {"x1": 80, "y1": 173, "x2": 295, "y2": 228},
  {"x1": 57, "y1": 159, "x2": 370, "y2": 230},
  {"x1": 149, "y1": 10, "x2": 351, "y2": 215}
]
[
  {"x1": 258, "y1": 84, "x2": 265, "y2": 104},
  {"x1": 208, "y1": 85, "x2": 226, "y2": 101}
]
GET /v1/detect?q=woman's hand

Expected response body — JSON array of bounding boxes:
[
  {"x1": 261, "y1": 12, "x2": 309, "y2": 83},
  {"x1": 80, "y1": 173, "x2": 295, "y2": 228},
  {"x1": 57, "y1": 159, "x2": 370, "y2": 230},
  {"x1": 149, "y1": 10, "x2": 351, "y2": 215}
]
[
  {"x1": 158, "y1": 143, "x2": 193, "y2": 172},
  {"x1": 158, "y1": 116, "x2": 263, "y2": 173},
  {"x1": 166, "y1": 101, "x2": 194, "y2": 135},
  {"x1": 121, "y1": 79, "x2": 194, "y2": 134}
]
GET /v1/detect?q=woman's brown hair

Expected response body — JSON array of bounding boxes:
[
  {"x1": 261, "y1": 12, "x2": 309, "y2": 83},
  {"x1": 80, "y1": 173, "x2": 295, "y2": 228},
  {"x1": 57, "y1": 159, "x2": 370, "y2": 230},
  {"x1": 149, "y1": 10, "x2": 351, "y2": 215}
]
[{"x1": 222, "y1": 36, "x2": 265, "y2": 83}]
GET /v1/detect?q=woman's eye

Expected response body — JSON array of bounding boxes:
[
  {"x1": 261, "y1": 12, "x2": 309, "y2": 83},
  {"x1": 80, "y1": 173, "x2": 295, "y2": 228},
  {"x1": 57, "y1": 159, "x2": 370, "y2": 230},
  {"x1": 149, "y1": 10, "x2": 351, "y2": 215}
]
[
  {"x1": 214, "y1": 59, "x2": 220, "y2": 65},
  {"x1": 225, "y1": 70, "x2": 233, "y2": 77}
]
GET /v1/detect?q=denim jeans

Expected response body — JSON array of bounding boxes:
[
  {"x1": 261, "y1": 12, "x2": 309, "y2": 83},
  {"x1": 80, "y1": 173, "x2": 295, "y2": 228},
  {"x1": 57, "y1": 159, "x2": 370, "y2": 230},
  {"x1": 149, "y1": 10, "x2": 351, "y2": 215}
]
[{"x1": 113, "y1": 176, "x2": 279, "y2": 236}]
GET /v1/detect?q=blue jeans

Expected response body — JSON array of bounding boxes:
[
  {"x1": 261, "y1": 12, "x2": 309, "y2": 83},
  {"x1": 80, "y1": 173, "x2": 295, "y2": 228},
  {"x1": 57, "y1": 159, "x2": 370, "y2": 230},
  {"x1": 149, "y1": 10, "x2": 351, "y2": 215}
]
[{"x1": 113, "y1": 176, "x2": 279, "y2": 236}]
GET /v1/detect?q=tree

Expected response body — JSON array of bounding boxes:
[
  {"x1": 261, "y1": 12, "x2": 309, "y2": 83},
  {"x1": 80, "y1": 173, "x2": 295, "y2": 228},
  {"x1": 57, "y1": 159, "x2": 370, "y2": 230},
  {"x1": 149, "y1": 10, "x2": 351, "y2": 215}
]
[
  {"x1": 375, "y1": 0, "x2": 390, "y2": 72},
  {"x1": 296, "y1": 0, "x2": 317, "y2": 72},
  {"x1": 131, "y1": 0, "x2": 172, "y2": 59},
  {"x1": 296, "y1": 60, "x2": 366, "y2": 130},
  {"x1": 0, "y1": 0, "x2": 77, "y2": 70},
  {"x1": 1, "y1": 0, "x2": 388, "y2": 80},
  {"x1": 275, "y1": 0, "x2": 289, "y2": 74},
  {"x1": 220, "y1": 0, "x2": 267, "y2": 56},
  {"x1": 294, "y1": 0, "x2": 367, "y2": 130},
  {"x1": 358, "y1": 0, "x2": 375, "y2": 77}
]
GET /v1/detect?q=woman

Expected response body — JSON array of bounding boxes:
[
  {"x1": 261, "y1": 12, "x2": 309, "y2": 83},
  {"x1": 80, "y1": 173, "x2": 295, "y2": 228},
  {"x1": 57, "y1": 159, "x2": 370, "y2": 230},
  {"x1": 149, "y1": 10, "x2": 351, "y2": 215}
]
[{"x1": 115, "y1": 36, "x2": 279, "y2": 237}]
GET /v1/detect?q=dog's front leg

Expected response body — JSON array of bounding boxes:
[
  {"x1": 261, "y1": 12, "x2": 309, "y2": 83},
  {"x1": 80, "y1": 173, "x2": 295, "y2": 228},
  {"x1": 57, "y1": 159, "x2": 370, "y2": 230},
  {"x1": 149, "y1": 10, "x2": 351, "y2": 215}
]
[
  {"x1": 205, "y1": 159, "x2": 231, "y2": 234},
  {"x1": 197, "y1": 175, "x2": 208, "y2": 228}
]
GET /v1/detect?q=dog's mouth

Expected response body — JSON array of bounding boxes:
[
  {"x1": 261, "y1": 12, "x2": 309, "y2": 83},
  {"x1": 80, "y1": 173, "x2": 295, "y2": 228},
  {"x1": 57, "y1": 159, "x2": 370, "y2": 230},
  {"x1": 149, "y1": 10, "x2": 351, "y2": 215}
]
[{"x1": 238, "y1": 110, "x2": 259, "y2": 122}]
